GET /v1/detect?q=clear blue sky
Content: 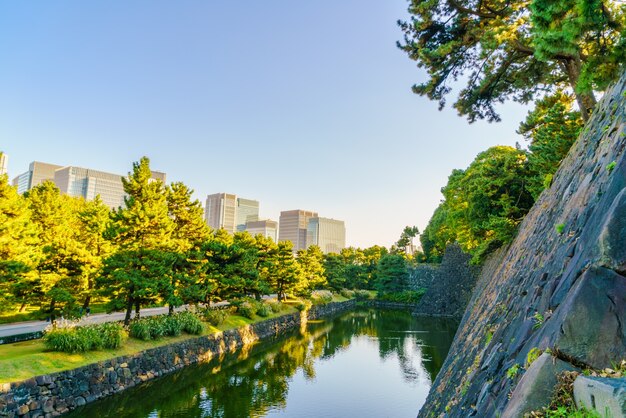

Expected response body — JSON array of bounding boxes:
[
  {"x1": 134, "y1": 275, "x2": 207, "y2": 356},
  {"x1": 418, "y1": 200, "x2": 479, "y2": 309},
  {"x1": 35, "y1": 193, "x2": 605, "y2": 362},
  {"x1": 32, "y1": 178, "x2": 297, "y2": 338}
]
[{"x1": 0, "y1": 1, "x2": 529, "y2": 248}]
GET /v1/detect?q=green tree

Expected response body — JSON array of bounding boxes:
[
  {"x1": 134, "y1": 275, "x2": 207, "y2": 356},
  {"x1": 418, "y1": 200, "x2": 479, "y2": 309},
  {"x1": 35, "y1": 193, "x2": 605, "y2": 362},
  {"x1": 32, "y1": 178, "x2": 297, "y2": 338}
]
[
  {"x1": 111, "y1": 156, "x2": 173, "y2": 250},
  {"x1": 323, "y1": 252, "x2": 347, "y2": 291},
  {"x1": 0, "y1": 173, "x2": 40, "y2": 311},
  {"x1": 271, "y1": 241, "x2": 305, "y2": 301},
  {"x1": 76, "y1": 196, "x2": 113, "y2": 310},
  {"x1": 98, "y1": 249, "x2": 173, "y2": 325},
  {"x1": 297, "y1": 245, "x2": 327, "y2": 292},
  {"x1": 421, "y1": 146, "x2": 536, "y2": 261},
  {"x1": 167, "y1": 182, "x2": 210, "y2": 251},
  {"x1": 397, "y1": 0, "x2": 625, "y2": 122},
  {"x1": 26, "y1": 182, "x2": 90, "y2": 321},
  {"x1": 518, "y1": 91, "x2": 584, "y2": 198},
  {"x1": 104, "y1": 157, "x2": 175, "y2": 319},
  {"x1": 375, "y1": 254, "x2": 409, "y2": 295}
]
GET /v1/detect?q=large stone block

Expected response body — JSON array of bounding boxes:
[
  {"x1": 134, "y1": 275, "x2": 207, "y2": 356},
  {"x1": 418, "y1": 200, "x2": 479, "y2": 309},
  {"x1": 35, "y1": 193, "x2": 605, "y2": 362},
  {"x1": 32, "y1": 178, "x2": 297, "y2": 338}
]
[
  {"x1": 552, "y1": 267, "x2": 626, "y2": 369},
  {"x1": 502, "y1": 353, "x2": 577, "y2": 418},
  {"x1": 574, "y1": 376, "x2": 626, "y2": 417},
  {"x1": 598, "y1": 187, "x2": 626, "y2": 274}
]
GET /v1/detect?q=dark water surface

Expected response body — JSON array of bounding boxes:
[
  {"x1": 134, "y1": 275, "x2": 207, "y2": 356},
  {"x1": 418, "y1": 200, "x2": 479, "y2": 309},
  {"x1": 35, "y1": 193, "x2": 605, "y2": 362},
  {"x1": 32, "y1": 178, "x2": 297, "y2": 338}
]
[{"x1": 68, "y1": 309, "x2": 457, "y2": 418}]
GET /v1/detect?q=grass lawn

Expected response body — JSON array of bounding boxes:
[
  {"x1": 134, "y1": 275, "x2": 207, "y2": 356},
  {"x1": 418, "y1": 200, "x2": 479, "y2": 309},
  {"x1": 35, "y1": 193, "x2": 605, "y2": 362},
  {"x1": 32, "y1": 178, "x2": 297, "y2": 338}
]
[{"x1": 0, "y1": 305, "x2": 299, "y2": 384}]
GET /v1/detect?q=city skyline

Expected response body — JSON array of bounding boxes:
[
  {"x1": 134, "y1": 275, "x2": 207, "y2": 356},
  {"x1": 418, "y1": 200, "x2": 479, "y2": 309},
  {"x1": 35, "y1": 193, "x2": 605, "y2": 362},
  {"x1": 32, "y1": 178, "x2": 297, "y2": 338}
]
[{"x1": 0, "y1": 1, "x2": 528, "y2": 248}]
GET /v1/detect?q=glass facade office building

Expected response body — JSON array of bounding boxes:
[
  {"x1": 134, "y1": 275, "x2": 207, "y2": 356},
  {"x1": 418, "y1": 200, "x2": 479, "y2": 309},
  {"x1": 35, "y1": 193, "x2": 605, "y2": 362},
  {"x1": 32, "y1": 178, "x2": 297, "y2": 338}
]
[
  {"x1": 307, "y1": 217, "x2": 346, "y2": 254},
  {"x1": 12, "y1": 161, "x2": 166, "y2": 208},
  {"x1": 205, "y1": 193, "x2": 259, "y2": 234},
  {"x1": 278, "y1": 209, "x2": 318, "y2": 252}
]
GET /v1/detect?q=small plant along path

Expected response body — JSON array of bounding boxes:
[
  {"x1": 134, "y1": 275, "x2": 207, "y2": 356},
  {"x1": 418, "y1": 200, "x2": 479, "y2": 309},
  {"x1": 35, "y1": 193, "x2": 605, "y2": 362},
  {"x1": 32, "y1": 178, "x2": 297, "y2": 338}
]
[{"x1": 0, "y1": 304, "x2": 304, "y2": 384}]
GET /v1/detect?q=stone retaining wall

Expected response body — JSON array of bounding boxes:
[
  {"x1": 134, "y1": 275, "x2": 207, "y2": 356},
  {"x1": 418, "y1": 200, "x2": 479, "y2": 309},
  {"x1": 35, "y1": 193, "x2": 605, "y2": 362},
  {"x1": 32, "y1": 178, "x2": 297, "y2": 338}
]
[
  {"x1": 0, "y1": 300, "x2": 355, "y2": 418},
  {"x1": 407, "y1": 264, "x2": 438, "y2": 291}
]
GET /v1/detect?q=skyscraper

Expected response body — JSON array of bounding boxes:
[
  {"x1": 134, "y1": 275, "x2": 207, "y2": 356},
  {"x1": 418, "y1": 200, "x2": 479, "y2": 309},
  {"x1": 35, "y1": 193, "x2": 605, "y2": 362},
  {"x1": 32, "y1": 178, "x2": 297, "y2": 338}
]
[
  {"x1": 236, "y1": 198, "x2": 260, "y2": 231},
  {"x1": 278, "y1": 209, "x2": 318, "y2": 252},
  {"x1": 11, "y1": 161, "x2": 166, "y2": 208},
  {"x1": 307, "y1": 217, "x2": 346, "y2": 254},
  {"x1": 205, "y1": 193, "x2": 259, "y2": 234},
  {"x1": 54, "y1": 166, "x2": 165, "y2": 209},
  {"x1": 245, "y1": 219, "x2": 278, "y2": 242},
  {"x1": 12, "y1": 161, "x2": 63, "y2": 194}
]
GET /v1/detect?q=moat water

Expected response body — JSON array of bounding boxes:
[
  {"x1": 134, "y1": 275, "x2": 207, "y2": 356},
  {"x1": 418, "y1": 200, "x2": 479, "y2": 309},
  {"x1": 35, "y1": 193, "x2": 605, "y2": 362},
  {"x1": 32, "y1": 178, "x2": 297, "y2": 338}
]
[{"x1": 67, "y1": 308, "x2": 457, "y2": 418}]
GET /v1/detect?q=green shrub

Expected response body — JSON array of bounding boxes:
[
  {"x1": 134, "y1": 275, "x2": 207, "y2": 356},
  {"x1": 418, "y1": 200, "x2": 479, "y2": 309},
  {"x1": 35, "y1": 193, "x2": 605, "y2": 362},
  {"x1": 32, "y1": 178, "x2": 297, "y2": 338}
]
[
  {"x1": 268, "y1": 301, "x2": 284, "y2": 313},
  {"x1": 99, "y1": 322, "x2": 125, "y2": 349},
  {"x1": 378, "y1": 289, "x2": 426, "y2": 304},
  {"x1": 147, "y1": 316, "x2": 167, "y2": 339},
  {"x1": 507, "y1": 364, "x2": 521, "y2": 379},
  {"x1": 163, "y1": 315, "x2": 183, "y2": 337},
  {"x1": 202, "y1": 308, "x2": 228, "y2": 326},
  {"x1": 354, "y1": 290, "x2": 372, "y2": 300},
  {"x1": 43, "y1": 322, "x2": 122, "y2": 353},
  {"x1": 312, "y1": 290, "x2": 333, "y2": 304},
  {"x1": 237, "y1": 301, "x2": 258, "y2": 319},
  {"x1": 256, "y1": 304, "x2": 272, "y2": 318},
  {"x1": 129, "y1": 319, "x2": 153, "y2": 341},
  {"x1": 340, "y1": 289, "x2": 354, "y2": 298},
  {"x1": 177, "y1": 311, "x2": 203, "y2": 335}
]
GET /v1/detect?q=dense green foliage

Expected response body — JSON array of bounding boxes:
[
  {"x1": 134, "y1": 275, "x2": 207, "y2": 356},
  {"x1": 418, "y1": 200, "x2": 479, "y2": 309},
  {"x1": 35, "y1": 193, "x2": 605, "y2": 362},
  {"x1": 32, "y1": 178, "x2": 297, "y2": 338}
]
[
  {"x1": 422, "y1": 146, "x2": 536, "y2": 262},
  {"x1": 398, "y1": 0, "x2": 625, "y2": 122},
  {"x1": 518, "y1": 91, "x2": 584, "y2": 198},
  {"x1": 0, "y1": 156, "x2": 401, "y2": 326},
  {"x1": 43, "y1": 322, "x2": 126, "y2": 353}
]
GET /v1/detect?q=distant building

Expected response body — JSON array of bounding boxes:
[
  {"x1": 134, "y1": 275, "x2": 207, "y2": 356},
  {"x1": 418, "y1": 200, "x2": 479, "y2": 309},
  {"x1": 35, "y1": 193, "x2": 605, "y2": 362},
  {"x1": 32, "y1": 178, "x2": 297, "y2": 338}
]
[
  {"x1": 12, "y1": 161, "x2": 63, "y2": 194},
  {"x1": 307, "y1": 217, "x2": 346, "y2": 254},
  {"x1": 12, "y1": 161, "x2": 166, "y2": 208},
  {"x1": 278, "y1": 209, "x2": 318, "y2": 252},
  {"x1": 236, "y1": 198, "x2": 260, "y2": 231},
  {"x1": 0, "y1": 153, "x2": 7, "y2": 176},
  {"x1": 54, "y1": 166, "x2": 165, "y2": 209},
  {"x1": 205, "y1": 193, "x2": 259, "y2": 234},
  {"x1": 244, "y1": 219, "x2": 278, "y2": 242}
]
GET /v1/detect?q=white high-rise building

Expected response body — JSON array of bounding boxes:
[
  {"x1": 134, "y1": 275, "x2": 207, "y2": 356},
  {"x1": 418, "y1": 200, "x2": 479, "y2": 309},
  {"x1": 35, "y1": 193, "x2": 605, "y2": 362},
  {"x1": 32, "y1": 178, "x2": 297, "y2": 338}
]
[
  {"x1": 278, "y1": 209, "x2": 318, "y2": 252},
  {"x1": 307, "y1": 217, "x2": 346, "y2": 254},
  {"x1": 11, "y1": 160, "x2": 166, "y2": 208},
  {"x1": 205, "y1": 193, "x2": 259, "y2": 234},
  {"x1": 245, "y1": 219, "x2": 278, "y2": 242}
]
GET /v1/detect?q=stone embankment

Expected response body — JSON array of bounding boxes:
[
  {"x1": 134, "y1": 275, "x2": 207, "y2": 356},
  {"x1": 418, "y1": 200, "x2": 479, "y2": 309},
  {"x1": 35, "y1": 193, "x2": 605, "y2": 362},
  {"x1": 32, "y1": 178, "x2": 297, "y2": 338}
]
[
  {"x1": 413, "y1": 243, "x2": 480, "y2": 318},
  {"x1": 0, "y1": 300, "x2": 355, "y2": 417},
  {"x1": 418, "y1": 71, "x2": 626, "y2": 417}
]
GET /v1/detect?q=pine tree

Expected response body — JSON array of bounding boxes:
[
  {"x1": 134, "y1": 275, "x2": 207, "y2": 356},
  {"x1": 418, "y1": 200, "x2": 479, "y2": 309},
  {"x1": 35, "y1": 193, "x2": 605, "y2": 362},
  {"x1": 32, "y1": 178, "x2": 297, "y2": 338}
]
[{"x1": 0, "y1": 174, "x2": 40, "y2": 311}]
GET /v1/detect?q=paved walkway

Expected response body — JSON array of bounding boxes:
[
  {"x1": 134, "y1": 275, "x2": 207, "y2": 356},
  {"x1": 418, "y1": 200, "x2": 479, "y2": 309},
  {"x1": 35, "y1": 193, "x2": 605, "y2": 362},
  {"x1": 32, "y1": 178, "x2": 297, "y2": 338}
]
[{"x1": 0, "y1": 296, "x2": 275, "y2": 339}]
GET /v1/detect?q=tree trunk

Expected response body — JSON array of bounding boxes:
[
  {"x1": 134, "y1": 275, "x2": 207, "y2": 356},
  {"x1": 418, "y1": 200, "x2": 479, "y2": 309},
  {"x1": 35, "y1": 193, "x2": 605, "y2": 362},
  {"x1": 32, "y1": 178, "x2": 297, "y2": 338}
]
[
  {"x1": 168, "y1": 304, "x2": 174, "y2": 315},
  {"x1": 82, "y1": 295, "x2": 91, "y2": 310},
  {"x1": 124, "y1": 296, "x2": 133, "y2": 326},
  {"x1": 564, "y1": 56, "x2": 597, "y2": 123},
  {"x1": 18, "y1": 302, "x2": 26, "y2": 312},
  {"x1": 49, "y1": 299, "x2": 56, "y2": 324},
  {"x1": 134, "y1": 300, "x2": 141, "y2": 319}
]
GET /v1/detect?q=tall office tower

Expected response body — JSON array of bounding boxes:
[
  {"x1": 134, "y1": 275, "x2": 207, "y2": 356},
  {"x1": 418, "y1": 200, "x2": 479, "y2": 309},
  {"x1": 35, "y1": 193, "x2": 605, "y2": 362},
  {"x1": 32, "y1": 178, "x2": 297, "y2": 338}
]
[
  {"x1": 236, "y1": 198, "x2": 260, "y2": 231},
  {"x1": 12, "y1": 161, "x2": 166, "y2": 207},
  {"x1": 245, "y1": 219, "x2": 278, "y2": 242},
  {"x1": 205, "y1": 193, "x2": 237, "y2": 233},
  {"x1": 306, "y1": 217, "x2": 346, "y2": 254},
  {"x1": 204, "y1": 193, "x2": 260, "y2": 234},
  {"x1": 278, "y1": 209, "x2": 318, "y2": 252},
  {"x1": 12, "y1": 161, "x2": 63, "y2": 194},
  {"x1": 54, "y1": 166, "x2": 166, "y2": 209},
  {"x1": 0, "y1": 153, "x2": 7, "y2": 176}
]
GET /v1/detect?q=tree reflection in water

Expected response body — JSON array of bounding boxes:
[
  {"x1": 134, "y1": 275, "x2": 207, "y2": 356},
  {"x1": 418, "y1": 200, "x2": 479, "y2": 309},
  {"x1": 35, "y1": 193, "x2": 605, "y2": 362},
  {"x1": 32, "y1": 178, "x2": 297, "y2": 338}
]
[{"x1": 67, "y1": 309, "x2": 457, "y2": 418}]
